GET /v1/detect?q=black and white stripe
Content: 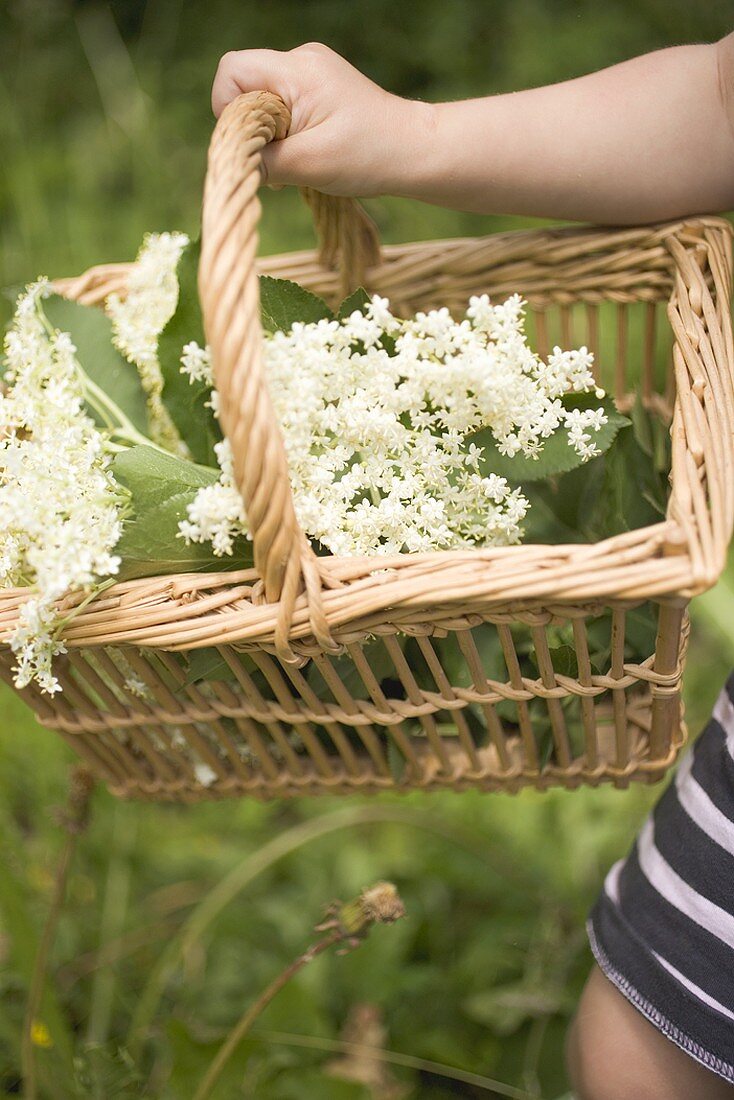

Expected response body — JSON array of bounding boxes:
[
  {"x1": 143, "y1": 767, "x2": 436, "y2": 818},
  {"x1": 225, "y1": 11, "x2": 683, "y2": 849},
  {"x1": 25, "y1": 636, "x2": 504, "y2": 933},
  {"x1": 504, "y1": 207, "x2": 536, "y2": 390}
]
[{"x1": 588, "y1": 675, "x2": 734, "y2": 1083}]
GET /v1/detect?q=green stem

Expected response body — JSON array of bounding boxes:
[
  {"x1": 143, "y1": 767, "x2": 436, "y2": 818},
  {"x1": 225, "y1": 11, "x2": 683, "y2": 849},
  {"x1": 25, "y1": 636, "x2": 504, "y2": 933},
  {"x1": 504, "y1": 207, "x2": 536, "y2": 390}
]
[
  {"x1": 54, "y1": 578, "x2": 118, "y2": 636},
  {"x1": 81, "y1": 376, "x2": 169, "y2": 454},
  {"x1": 129, "y1": 803, "x2": 531, "y2": 1057},
  {"x1": 36, "y1": 296, "x2": 169, "y2": 456},
  {"x1": 21, "y1": 834, "x2": 75, "y2": 1100},
  {"x1": 110, "y1": 427, "x2": 171, "y2": 456},
  {"x1": 86, "y1": 804, "x2": 138, "y2": 1099},
  {"x1": 21, "y1": 768, "x2": 94, "y2": 1100},
  {"x1": 82, "y1": 387, "x2": 117, "y2": 433},
  {"x1": 251, "y1": 1030, "x2": 534, "y2": 1100},
  {"x1": 193, "y1": 931, "x2": 341, "y2": 1100}
]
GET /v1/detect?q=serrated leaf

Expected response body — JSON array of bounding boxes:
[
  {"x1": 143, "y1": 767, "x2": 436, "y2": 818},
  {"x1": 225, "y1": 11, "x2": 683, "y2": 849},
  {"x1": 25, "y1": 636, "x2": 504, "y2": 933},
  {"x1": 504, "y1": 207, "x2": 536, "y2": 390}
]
[
  {"x1": 583, "y1": 424, "x2": 667, "y2": 540},
  {"x1": 259, "y1": 275, "x2": 332, "y2": 333},
  {"x1": 112, "y1": 445, "x2": 252, "y2": 580},
  {"x1": 43, "y1": 295, "x2": 149, "y2": 434},
  {"x1": 336, "y1": 287, "x2": 371, "y2": 318},
  {"x1": 157, "y1": 238, "x2": 221, "y2": 466},
  {"x1": 474, "y1": 396, "x2": 629, "y2": 483}
]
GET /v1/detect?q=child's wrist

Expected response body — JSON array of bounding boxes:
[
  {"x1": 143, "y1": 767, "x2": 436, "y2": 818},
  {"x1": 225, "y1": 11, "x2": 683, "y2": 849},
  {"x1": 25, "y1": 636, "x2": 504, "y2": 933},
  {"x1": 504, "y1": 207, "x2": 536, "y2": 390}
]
[{"x1": 379, "y1": 96, "x2": 442, "y2": 201}]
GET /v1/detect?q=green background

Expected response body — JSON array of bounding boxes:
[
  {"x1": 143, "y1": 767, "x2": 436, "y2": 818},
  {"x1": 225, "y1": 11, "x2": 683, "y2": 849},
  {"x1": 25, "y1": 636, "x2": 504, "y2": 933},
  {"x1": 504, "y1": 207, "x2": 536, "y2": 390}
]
[{"x1": 1, "y1": 2, "x2": 733, "y2": 1097}]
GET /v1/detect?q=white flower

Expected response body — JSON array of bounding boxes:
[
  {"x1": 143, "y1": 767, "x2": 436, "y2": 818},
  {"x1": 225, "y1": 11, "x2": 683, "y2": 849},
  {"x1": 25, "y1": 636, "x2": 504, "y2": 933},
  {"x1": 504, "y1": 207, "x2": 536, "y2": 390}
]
[
  {"x1": 124, "y1": 674, "x2": 152, "y2": 700},
  {"x1": 180, "y1": 294, "x2": 604, "y2": 557},
  {"x1": 194, "y1": 762, "x2": 218, "y2": 787},
  {"x1": 1, "y1": 282, "x2": 125, "y2": 692},
  {"x1": 564, "y1": 406, "x2": 609, "y2": 459},
  {"x1": 180, "y1": 341, "x2": 219, "y2": 414},
  {"x1": 180, "y1": 341, "x2": 213, "y2": 386},
  {"x1": 108, "y1": 232, "x2": 190, "y2": 455},
  {"x1": 177, "y1": 440, "x2": 246, "y2": 557}
]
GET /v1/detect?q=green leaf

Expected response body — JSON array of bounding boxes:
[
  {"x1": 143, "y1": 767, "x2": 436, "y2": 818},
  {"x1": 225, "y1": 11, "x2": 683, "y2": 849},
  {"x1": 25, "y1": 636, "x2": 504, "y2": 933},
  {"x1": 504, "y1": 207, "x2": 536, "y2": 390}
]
[
  {"x1": 623, "y1": 607, "x2": 659, "y2": 661},
  {"x1": 184, "y1": 647, "x2": 233, "y2": 684},
  {"x1": 583, "y1": 424, "x2": 667, "y2": 541},
  {"x1": 305, "y1": 639, "x2": 394, "y2": 701},
  {"x1": 165, "y1": 1019, "x2": 255, "y2": 1098},
  {"x1": 427, "y1": 626, "x2": 505, "y2": 692},
  {"x1": 43, "y1": 295, "x2": 149, "y2": 434},
  {"x1": 336, "y1": 287, "x2": 371, "y2": 318},
  {"x1": 112, "y1": 445, "x2": 252, "y2": 580},
  {"x1": 475, "y1": 395, "x2": 629, "y2": 483},
  {"x1": 72, "y1": 1044, "x2": 143, "y2": 1098},
  {"x1": 629, "y1": 393, "x2": 654, "y2": 458},
  {"x1": 184, "y1": 647, "x2": 257, "y2": 686},
  {"x1": 157, "y1": 238, "x2": 222, "y2": 466},
  {"x1": 630, "y1": 393, "x2": 671, "y2": 475},
  {"x1": 259, "y1": 276, "x2": 332, "y2": 333},
  {"x1": 529, "y1": 644, "x2": 579, "y2": 679}
]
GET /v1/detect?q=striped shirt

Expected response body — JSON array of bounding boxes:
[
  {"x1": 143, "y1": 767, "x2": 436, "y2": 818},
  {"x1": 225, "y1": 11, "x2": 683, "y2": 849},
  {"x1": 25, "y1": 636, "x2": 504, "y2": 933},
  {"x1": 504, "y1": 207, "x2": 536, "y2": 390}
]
[{"x1": 589, "y1": 675, "x2": 734, "y2": 1083}]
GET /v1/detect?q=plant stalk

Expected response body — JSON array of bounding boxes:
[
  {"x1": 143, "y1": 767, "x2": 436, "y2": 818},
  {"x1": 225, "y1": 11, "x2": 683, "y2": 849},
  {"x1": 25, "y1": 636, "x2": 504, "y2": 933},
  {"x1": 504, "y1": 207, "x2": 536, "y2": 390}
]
[
  {"x1": 192, "y1": 883, "x2": 405, "y2": 1100},
  {"x1": 192, "y1": 931, "x2": 341, "y2": 1100},
  {"x1": 21, "y1": 767, "x2": 94, "y2": 1100}
]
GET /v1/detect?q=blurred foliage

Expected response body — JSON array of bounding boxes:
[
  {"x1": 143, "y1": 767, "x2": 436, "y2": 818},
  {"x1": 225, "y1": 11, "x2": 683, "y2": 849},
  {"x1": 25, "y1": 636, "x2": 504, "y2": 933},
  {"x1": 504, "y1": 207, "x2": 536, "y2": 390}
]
[{"x1": 1, "y1": 1, "x2": 734, "y2": 1097}]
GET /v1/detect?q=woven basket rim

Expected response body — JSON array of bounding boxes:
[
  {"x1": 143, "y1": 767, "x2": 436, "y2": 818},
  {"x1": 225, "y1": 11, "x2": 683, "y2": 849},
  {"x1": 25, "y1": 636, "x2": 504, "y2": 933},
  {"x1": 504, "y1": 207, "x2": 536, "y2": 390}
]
[{"x1": 4, "y1": 213, "x2": 733, "y2": 656}]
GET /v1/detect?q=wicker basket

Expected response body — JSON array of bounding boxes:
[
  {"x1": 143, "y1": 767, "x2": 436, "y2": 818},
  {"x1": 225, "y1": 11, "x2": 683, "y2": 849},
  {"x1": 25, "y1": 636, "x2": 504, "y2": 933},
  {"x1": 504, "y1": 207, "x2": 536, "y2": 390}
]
[{"x1": 2, "y1": 91, "x2": 733, "y2": 802}]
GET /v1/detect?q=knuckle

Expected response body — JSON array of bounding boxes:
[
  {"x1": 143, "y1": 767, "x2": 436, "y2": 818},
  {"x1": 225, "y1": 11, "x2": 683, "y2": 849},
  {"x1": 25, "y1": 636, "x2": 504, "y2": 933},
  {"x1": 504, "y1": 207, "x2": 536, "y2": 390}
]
[
  {"x1": 215, "y1": 50, "x2": 242, "y2": 84},
  {"x1": 294, "y1": 41, "x2": 331, "y2": 57},
  {"x1": 217, "y1": 50, "x2": 239, "y2": 72}
]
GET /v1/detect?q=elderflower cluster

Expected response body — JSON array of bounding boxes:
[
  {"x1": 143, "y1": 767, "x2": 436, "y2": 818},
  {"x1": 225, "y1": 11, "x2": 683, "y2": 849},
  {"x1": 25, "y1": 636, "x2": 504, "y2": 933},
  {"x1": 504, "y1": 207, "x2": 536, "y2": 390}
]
[
  {"x1": 179, "y1": 294, "x2": 605, "y2": 557},
  {"x1": 108, "y1": 232, "x2": 190, "y2": 455},
  {"x1": 178, "y1": 439, "x2": 245, "y2": 556},
  {"x1": 1, "y1": 283, "x2": 125, "y2": 692},
  {"x1": 181, "y1": 340, "x2": 219, "y2": 415}
]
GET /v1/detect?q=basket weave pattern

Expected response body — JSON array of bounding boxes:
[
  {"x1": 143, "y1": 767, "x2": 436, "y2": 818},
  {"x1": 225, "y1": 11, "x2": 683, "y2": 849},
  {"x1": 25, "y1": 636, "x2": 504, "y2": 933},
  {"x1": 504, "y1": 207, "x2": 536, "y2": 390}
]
[{"x1": 3, "y1": 92, "x2": 733, "y2": 801}]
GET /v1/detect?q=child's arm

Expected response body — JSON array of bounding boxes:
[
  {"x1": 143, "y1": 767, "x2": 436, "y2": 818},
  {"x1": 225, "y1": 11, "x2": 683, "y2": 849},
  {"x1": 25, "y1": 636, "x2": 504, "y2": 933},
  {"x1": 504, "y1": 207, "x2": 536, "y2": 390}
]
[{"x1": 212, "y1": 35, "x2": 734, "y2": 224}]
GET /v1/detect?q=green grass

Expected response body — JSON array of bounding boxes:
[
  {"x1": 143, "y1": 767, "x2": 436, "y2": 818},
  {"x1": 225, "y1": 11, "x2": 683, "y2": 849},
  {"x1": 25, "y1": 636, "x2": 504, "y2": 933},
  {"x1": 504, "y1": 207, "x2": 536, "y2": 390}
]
[{"x1": 1, "y1": 2, "x2": 734, "y2": 1096}]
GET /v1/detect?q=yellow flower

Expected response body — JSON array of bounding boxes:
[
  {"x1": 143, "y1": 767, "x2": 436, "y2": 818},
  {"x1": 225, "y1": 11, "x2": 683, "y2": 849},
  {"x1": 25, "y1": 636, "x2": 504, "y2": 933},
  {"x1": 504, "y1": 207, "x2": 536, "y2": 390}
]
[{"x1": 30, "y1": 1020, "x2": 53, "y2": 1049}]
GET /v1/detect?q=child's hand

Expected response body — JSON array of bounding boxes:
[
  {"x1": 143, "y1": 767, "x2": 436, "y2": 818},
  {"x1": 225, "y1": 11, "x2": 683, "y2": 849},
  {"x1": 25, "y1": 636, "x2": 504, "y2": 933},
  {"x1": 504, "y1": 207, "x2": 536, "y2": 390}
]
[
  {"x1": 211, "y1": 43, "x2": 431, "y2": 197},
  {"x1": 213, "y1": 36, "x2": 734, "y2": 224}
]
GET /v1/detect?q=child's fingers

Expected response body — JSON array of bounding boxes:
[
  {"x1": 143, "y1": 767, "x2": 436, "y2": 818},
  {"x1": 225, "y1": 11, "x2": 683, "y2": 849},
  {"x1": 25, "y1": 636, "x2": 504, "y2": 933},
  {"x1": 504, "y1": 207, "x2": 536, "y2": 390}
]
[
  {"x1": 211, "y1": 48, "x2": 294, "y2": 117},
  {"x1": 260, "y1": 129, "x2": 328, "y2": 190}
]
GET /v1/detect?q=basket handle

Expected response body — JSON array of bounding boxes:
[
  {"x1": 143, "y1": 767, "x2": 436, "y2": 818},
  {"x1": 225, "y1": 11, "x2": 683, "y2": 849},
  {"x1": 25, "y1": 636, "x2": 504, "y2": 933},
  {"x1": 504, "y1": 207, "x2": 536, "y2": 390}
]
[
  {"x1": 300, "y1": 186, "x2": 381, "y2": 298},
  {"x1": 199, "y1": 90, "x2": 375, "y2": 654}
]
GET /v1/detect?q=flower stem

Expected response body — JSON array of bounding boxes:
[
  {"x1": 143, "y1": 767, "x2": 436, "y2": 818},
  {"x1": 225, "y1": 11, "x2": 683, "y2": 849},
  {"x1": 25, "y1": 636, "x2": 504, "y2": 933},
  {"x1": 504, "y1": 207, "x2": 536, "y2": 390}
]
[
  {"x1": 192, "y1": 931, "x2": 341, "y2": 1100},
  {"x1": 80, "y1": 376, "x2": 169, "y2": 455},
  {"x1": 21, "y1": 768, "x2": 95, "y2": 1100},
  {"x1": 110, "y1": 427, "x2": 171, "y2": 456},
  {"x1": 54, "y1": 577, "x2": 119, "y2": 636},
  {"x1": 36, "y1": 295, "x2": 171, "y2": 456},
  {"x1": 191, "y1": 883, "x2": 405, "y2": 1100}
]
